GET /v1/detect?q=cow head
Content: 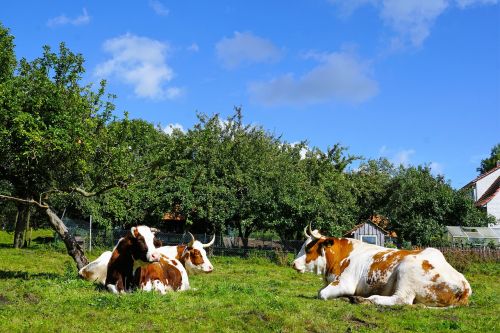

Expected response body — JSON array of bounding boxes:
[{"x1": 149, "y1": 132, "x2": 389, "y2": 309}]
[
  {"x1": 181, "y1": 232, "x2": 215, "y2": 274},
  {"x1": 292, "y1": 225, "x2": 329, "y2": 275},
  {"x1": 130, "y1": 225, "x2": 161, "y2": 263}
]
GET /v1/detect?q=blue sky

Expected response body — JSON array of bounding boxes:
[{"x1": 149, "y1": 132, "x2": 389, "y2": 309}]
[{"x1": 1, "y1": 0, "x2": 499, "y2": 188}]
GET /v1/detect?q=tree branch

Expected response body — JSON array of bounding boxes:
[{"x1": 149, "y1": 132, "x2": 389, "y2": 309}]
[{"x1": 0, "y1": 194, "x2": 49, "y2": 209}]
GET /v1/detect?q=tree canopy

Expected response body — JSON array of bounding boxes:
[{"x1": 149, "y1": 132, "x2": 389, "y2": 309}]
[{"x1": 0, "y1": 22, "x2": 494, "y2": 268}]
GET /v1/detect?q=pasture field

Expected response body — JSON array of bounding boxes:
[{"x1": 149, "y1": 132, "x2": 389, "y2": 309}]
[{"x1": 0, "y1": 232, "x2": 499, "y2": 333}]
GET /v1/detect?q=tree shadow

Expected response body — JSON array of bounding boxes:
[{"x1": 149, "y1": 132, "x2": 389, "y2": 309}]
[{"x1": 0, "y1": 270, "x2": 61, "y2": 280}]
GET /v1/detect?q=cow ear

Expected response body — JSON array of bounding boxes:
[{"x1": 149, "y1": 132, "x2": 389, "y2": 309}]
[
  {"x1": 323, "y1": 239, "x2": 334, "y2": 248},
  {"x1": 130, "y1": 226, "x2": 138, "y2": 238}
]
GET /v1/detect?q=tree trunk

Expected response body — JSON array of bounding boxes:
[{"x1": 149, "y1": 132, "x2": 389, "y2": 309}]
[
  {"x1": 13, "y1": 204, "x2": 29, "y2": 248},
  {"x1": 44, "y1": 207, "x2": 89, "y2": 270}
]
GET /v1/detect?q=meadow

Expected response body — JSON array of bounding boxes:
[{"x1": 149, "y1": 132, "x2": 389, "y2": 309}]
[{"x1": 0, "y1": 231, "x2": 498, "y2": 333}]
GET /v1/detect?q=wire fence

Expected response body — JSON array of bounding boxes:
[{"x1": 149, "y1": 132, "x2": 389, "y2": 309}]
[
  {"x1": 58, "y1": 224, "x2": 500, "y2": 262},
  {"x1": 63, "y1": 227, "x2": 304, "y2": 259}
]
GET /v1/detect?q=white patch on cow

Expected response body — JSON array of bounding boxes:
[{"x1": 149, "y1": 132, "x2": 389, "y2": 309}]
[
  {"x1": 132, "y1": 226, "x2": 161, "y2": 263},
  {"x1": 79, "y1": 251, "x2": 112, "y2": 285}
]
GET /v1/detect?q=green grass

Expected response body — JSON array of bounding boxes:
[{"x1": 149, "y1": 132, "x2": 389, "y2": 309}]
[{"x1": 0, "y1": 232, "x2": 499, "y2": 332}]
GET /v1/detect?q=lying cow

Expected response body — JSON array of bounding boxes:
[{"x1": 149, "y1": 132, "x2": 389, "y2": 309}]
[
  {"x1": 105, "y1": 225, "x2": 161, "y2": 294},
  {"x1": 157, "y1": 232, "x2": 215, "y2": 274},
  {"x1": 293, "y1": 225, "x2": 471, "y2": 307},
  {"x1": 79, "y1": 231, "x2": 214, "y2": 285}
]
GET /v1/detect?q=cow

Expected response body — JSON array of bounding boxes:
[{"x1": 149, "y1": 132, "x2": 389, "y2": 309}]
[
  {"x1": 134, "y1": 256, "x2": 190, "y2": 294},
  {"x1": 79, "y1": 231, "x2": 215, "y2": 285},
  {"x1": 157, "y1": 232, "x2": 215, "y2": 274},
  {"x1": 292, "y1": 225, "x2": 471, "y2": 307},
  {"x1": 105, "y1": 225, "x2": 161, "y2": 294}
]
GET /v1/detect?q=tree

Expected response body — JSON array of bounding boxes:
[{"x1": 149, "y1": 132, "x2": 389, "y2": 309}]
[
  {"x1": 477, "y1": 143, "x2": 500, "y2": 174},
  {"x1": 0, "y1": 31, "x2": 140, "y2": 269},
  {"x1": 381, "y1": 165, "x2": 492, "y2": 246},
  {"x1": 350, "y1": 158, "x2": 395, "y2": 221}
]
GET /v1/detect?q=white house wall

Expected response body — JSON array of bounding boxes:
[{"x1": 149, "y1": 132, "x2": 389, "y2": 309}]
[
  {"x1": 486, "y1": 192, "x2": 500, "y2": 223},
  {"x1": 476, "y1": 168, "x2": 500, "y2": 199}
]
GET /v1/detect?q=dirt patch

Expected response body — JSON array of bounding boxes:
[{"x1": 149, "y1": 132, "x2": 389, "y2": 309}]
[
  {"x1": 343, "y1": 314, "x2": 378, "y2": 329},
  {"x1": 0, "y1": 294, "x2": 10, "y2": 305},
  {"x1": 23, "y1": 292, "x2": 40, "y2": 304}
]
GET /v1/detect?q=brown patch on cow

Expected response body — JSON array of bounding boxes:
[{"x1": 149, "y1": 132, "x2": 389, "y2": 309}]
[
  {"x1": 171, "y1": 260, "x2": 178, "y2": 266},
  {"x1": 324, "y1": 238, "x2": 353, "y2": 282},
  {"x1": 422, "y1": 260, "x2": 434, "y2": 273},
  {"x1": 424, "y1": 281, "x2": 470, "y2": 307},
  {"x1": 431, "y1": 273, "x2": 440, "y2": 282},
  {"x1": 189, "y1": 249, "x2": 205, "y2": 266},
  {"x1": 176, "y1": 245, "x2": 186, "y2": 262},
  {"x1": 367, "y1": 249, "x2": 422, "y2": 287},
  {"x1": 304, "y1": 238, "x2": 323, "y2": 264}
]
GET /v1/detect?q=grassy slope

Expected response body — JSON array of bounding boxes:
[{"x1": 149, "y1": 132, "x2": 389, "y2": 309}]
[{"x1": 0, "y1": 231, "x2": 498, "y2": 333}]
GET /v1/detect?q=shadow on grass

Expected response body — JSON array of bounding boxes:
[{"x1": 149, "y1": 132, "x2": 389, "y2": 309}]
[{"x1": 0, "y1": 269, "x2": 61, "y2": 280}]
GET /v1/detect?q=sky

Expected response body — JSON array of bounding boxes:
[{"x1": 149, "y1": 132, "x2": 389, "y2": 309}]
[{"x1": 1, "y1": 0, "x2": 499, "y2": 189}]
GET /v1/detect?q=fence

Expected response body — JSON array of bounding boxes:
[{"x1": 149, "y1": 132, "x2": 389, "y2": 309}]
[
  {"x1": 61, "y1": 227, "x2": 303, "y2": 258},
  {"x1": 59, "y1": 227, "x2": 500, "y2": 262}
]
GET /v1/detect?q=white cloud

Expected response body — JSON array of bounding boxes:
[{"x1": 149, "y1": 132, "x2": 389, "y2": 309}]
[
  {"x1": 330, "y1": 0, "x2": 498, "y2": 48},
  {"x1": 391, "y1": 149, "x2": 415, "y2": 166},
  {"x1": 248, "y1": 50, "x2": 378, "y2": 106},
  {"x1": 216, "y1": 31, "x2": 282, "y2": 69},
  {"x1": 380, "y1": 0, "x2": 449, "y2": 48},
  {"x1": 163, "y1": 123, "x2": 185, "y2": 135},
  {"x1": 429, "y1": 161, "x2": 444, "y2": 175},
  {"x1": 47, "y1": 8, "x2": 90, "y2": 27},
  {"x1": 187, "y1": 43, "x2": 200, "y2": 52},
  {"x1": 456, "y1": 0, "x2": 498, "y2": 8},
  {"x1": 95, "y1": 33, "x2": 182, "y2": 100},
  {"x1": 149, "y1": 0, "x2": 169, "y2": 16}
]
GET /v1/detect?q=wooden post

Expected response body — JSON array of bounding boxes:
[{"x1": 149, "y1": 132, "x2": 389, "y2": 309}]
[{"x1": 89, "y1": 215, "x2": 92, "y2": 253}]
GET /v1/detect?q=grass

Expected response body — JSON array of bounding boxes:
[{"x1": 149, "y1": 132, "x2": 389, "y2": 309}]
[{"x1": 0, "y1": 231, "x2": 499, "y2": 332}]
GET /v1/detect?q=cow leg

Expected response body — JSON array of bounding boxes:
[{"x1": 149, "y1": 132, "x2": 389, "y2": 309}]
[
  {"x1": 107, "y1": 284, "x2": 120, "y2": 294},
  {"x1": 318, "y1": 282, "x2": 355, "y2": 300},
  {"x1": 366, "y1": 294, "x2": 414, "y2": 306}
]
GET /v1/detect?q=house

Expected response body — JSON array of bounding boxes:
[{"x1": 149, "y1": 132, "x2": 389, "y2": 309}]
[
  {"x1": 461, "y1": 164, "x2": 500, "y2": 224},
  {"x1": 343, "y1": 220, "x2": 390, "y2": 246},
  {"x1": 445, "y1": 225, "x2": 500, "y2": 246}
]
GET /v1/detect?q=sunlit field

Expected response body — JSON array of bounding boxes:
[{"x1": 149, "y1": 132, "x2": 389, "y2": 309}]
[{"x1": 0, "y1": 231, "x2": 498, "y2": 333}]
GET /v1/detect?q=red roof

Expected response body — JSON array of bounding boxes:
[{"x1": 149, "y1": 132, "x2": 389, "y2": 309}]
[
  {"x1": 475, "y1": 176, "x2": 500, "y2": 207},
  {"x1": 462, "y1": 164, "x2": 500, "y2": 189}
]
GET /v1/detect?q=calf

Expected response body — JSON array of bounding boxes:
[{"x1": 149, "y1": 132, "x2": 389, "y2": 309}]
[
  {"x1": 293, "y1": 225, "x2": 471, "y2": 307},
  {"x1": 105, "y1": 225, "x2": 161, "y2": 294},
  {"x1": 134, "y1": 256, "x2": 190, "y2": 294}
]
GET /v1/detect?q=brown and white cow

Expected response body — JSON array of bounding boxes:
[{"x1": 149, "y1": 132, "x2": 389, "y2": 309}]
[
  {"x1": 105, "y1": 225, "x2": 161, "y2": 294},
  {"x1": 157, "y1": 232, "x2": 215, "y2": 275},
  {"x1": 134, "y1": 256, "x2": 190, "y2": 293},
  {"x1": 293, "y1": 225, "x2": 471, "y2": 307},
  {"x1": 79, "y1": 231, "x2": 215, "y2": 285}
]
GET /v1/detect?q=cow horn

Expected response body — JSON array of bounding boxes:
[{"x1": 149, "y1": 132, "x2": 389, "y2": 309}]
[
  {"x1": 187, "y1": 232, "x2": 195, "y2": 247},
  {"x1": 308, "y1": 223, "x2": 323, "y2": 240},
  {"x1": 202, "y1": 234, "x2": 215, "y2": 248},
  {"x1": 304, "y1": 226, "x2": 309, "y2": 238}
]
